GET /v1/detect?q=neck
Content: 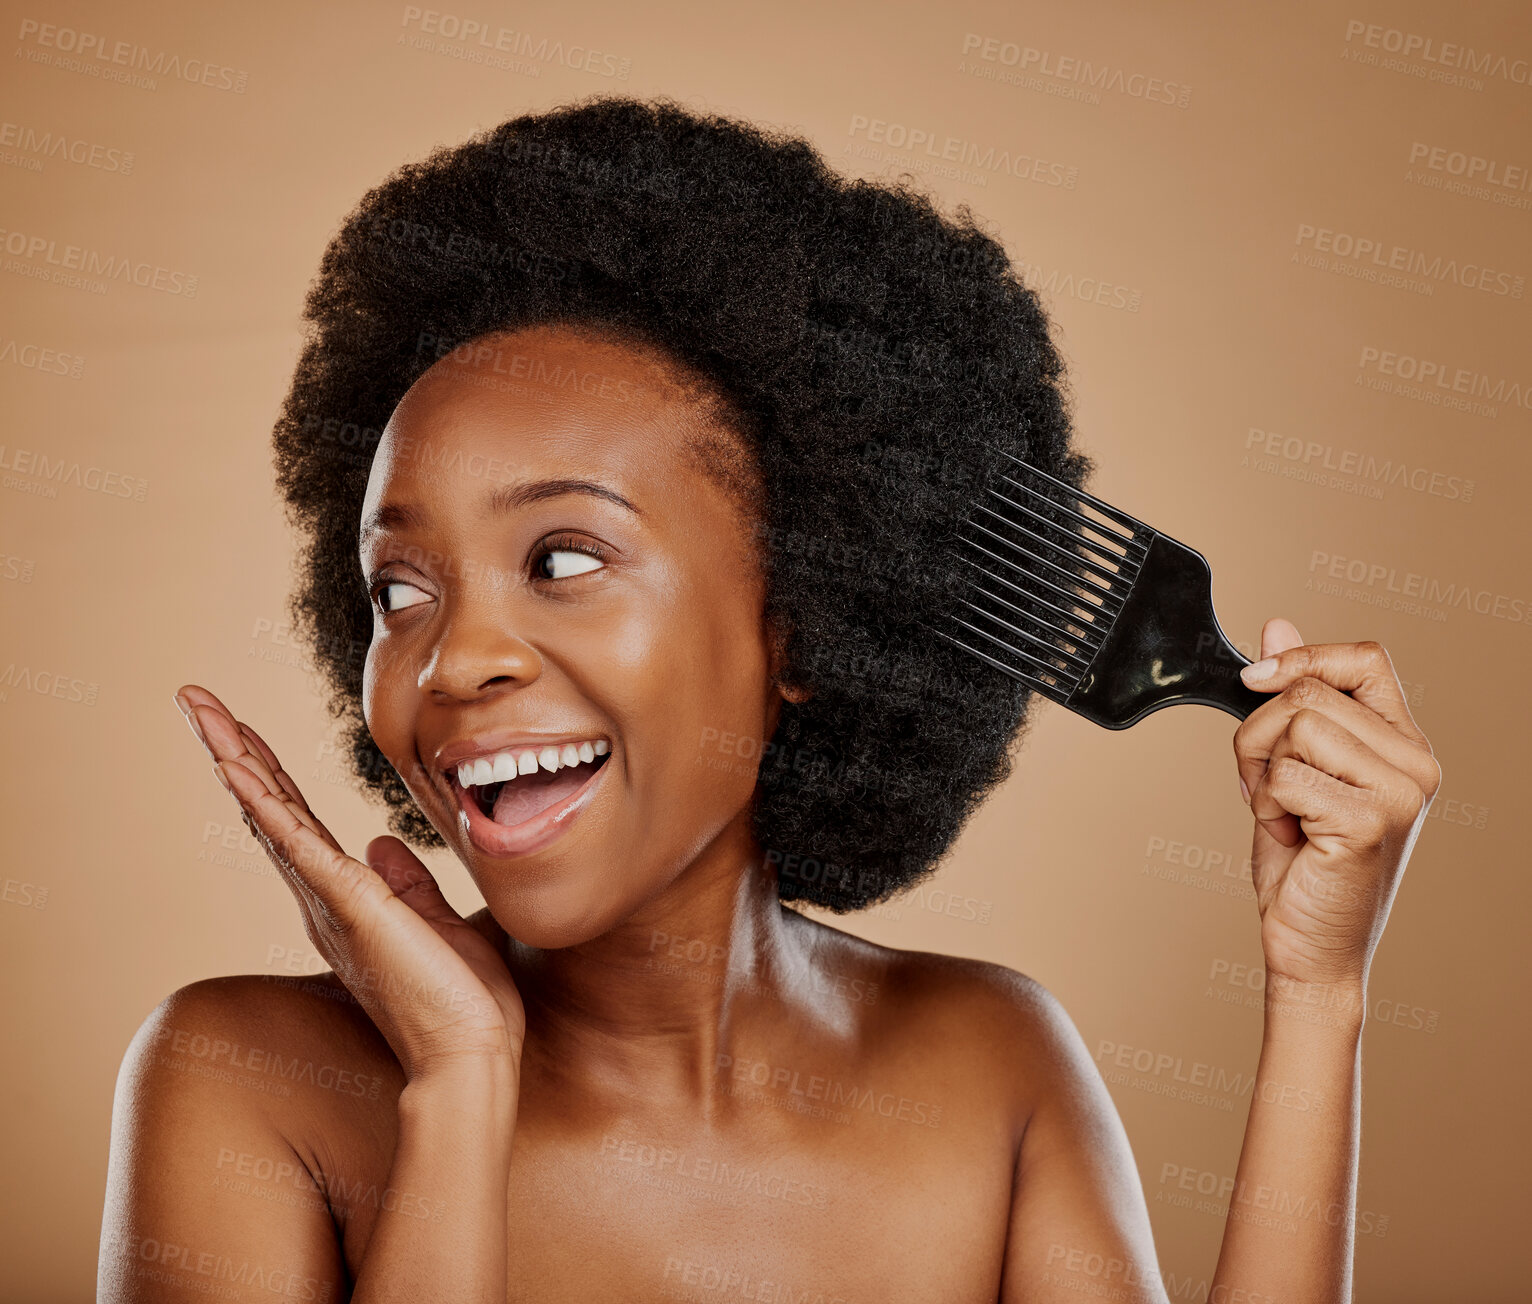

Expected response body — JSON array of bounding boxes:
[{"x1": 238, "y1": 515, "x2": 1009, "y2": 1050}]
[{"x1": 500, "y1": 821, "x2": 808, "y2": 1113}]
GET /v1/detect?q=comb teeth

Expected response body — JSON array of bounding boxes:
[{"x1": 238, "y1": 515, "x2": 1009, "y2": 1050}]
[{"x1": 925, "y1": 448, "x2": 1152, "y2": 702}]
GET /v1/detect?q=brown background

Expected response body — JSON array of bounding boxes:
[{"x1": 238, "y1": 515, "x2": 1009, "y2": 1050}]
[{"x1": 2, "y1": 0, "x2": 1528, "y2": 1299}]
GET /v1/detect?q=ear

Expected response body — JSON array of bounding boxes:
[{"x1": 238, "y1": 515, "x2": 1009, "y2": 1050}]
[{"x1": 767, "y1": 617, "x2": 812, "y2": 704}]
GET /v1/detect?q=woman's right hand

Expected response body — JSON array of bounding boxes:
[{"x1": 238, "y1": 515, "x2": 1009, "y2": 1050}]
[{"x1": 174, "y1": 684, "x2": 526, "y2": 1084}]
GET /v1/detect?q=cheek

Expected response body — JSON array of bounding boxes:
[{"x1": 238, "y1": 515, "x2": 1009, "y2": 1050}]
[
  {"x1": 362, "y1": 636, "x2": 415, "y2": 772},
  {"x1": 361, "y1": 637, "x2": 384, "y2": 734},
  {"x1": 608, "y1": 597, "x2": 773, "y2": 812}
]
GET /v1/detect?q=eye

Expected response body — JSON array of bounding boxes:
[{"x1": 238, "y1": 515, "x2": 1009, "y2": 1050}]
[
  {"x1": 373, "y1": 579, "x2": 432, "y2": 614},
  {"x1": 532, "y1": 534, "x2": 608, "y2": 582}
]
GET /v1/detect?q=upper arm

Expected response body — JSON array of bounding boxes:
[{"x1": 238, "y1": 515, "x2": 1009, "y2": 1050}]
[
  {"x1": 98, "y1": 978, "x2": 350, "y2": 1303},
  {"x1": 994, "y1": 975, "x2": 1170, "y2": 1304}
]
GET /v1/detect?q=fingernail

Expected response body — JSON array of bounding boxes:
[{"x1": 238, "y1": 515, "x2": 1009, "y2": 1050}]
[
  {"x1": 1239, "y1": 776, "x2": 1250, "y2": 804},
  {"x1": 1241, "y1": 657, "x2": 1278, "y2": 685},
  {"x1": 173, "y1": 692, "x2": 190, "y2": 718},
  {"x1": 184, "y1": 705, "x2": 207, "y2": 746},
  {"x1": 211, "y1": 762, "x2": 232, "y2": 793}
]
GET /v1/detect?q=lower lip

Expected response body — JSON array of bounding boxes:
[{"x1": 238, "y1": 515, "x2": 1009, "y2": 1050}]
[{"x1": 449, "y1": 755, "x2": 612, "y2": 859}]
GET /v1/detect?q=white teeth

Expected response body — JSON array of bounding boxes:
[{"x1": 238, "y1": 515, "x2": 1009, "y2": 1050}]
[{"x1": 454, "y1": 740, "x2": 610, "y2": 790}]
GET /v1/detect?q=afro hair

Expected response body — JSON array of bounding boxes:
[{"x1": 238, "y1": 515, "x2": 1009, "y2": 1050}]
[{"x1": 271, "y1": 92, "x2": 1094, "y2": 913}]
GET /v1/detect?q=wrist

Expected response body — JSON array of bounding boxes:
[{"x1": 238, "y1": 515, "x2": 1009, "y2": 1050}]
[
  {"x1": 401, "y1": 1056, "x2": 520, "y2": 1130},
  {"x1": 1261, "y1": 973, "x2": 1367, "y2": 1039}
]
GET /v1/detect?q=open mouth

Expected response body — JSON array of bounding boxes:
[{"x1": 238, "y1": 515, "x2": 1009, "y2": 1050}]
[{"x1": 452, "y1": 748, "x2": 613, "y2": 829}]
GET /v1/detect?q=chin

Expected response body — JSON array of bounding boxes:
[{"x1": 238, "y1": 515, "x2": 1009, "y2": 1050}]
[{"x1": 477, "y1": 877, "x2": 647, "y2": 951}]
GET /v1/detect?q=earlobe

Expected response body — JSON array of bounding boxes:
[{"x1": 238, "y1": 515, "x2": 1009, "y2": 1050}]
[{"x1": 767, "y1": 620, "x2": 812, "y2": 704}]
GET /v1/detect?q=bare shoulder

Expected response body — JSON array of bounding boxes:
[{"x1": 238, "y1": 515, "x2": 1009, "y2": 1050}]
[
  {"x1": 781, "y1": 905, "x2": 1086, "y2": 1129},
  {"x1": 786, "y1": 903, "x2": 1072, "y2": 1038},
  {"x1": 101, "y1": 972, "x2": 394, "y2": 1301},
  {"x1": 114, "y1": 969, "x2": 404, "y2": 1186},
  {"x1": 785, "y1": 907, "x2": 1159, "y2": 1292},
  {"x1": 125, "y1": 969, "x2": 403, "y2": 1099}
]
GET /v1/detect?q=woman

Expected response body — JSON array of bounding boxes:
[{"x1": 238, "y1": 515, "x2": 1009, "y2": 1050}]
[{"x1": 100, "y1": 95, "x2": 1440, "y2": 1302}]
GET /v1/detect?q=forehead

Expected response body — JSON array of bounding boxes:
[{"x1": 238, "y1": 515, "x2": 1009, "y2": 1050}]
[{"x1": 363, "y1": 325, "x2": 716, "y2": 512}]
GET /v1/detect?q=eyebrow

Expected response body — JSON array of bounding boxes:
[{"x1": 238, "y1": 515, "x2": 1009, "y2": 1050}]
[{"x1": 359, "y1": 477, "x2": 642, "y2": 543}]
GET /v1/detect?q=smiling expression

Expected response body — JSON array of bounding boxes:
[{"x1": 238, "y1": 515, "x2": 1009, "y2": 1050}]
[{"x1": 357, "y1": 322, "x2": 803, "y2": 947}]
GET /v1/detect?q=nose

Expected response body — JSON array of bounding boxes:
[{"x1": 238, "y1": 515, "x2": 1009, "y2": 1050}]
[{"x1": 416, "y1": 600, "x2": 543, "y2": 701}]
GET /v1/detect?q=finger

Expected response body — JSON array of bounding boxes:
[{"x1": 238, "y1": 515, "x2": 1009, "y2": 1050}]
[
  {"x1": 176, "y1": 684, "x2": 245, "y2": 747},
  {"x1": 1242, "y1": 617, "x2": 1304, "y2": 819},
  {"x1": 194, "y1": 712, "x2": 343, "y2": 851},
  {"x1": 1233, "y1": 676, "x2": 1440, "y2": 809},
  {"x1": 177, "y1": 690, "x2": 346, "y2": 847},
  {"x1": 1250, "y1": 753, "x2": 1389, "y2": 853},
  {"x1": 231, "y1": 720, "x2": 345, "y2": 847},
  {"x1": 1259, "y1": 617, "x2": 1304, "y2": 660},
  {"x1": 215, "y1": 760, "x2": 328, "y2": 942},
  {"x1": 237, "y1": 721, "x2": 308, "y2": 807},
  {"x1": 1237, "y1": 640, "x2": 1425, "y2": 743},
  {"x1": 1254, "y1": 708, "x2": 1418, "y2": 839},
  {"x1": 215, "y1": 759, "x2": 324, "y2": 874},
  {"x1": 218, "y1": 757, "x2": 386, "y2": 923},
  {"x1": 1250, "y1": 707, "x2": 1418, "y2": 854},
  {"x1": 218, "y1": 730, "x2": 285, "y2": 798},
  {"x1": 183, "y1": 697, "x2": 275, "y2": 784}
]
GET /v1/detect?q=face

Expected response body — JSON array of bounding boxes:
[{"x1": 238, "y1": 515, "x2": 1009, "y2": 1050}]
[{"x1": 358, "y1": 324, "x2": 800, "y2": 948}]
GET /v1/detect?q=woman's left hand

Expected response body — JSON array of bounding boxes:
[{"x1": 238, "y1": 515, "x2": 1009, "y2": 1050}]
[{"x1": 1232, "y1": 617, "x2": 1442, "y2": 996}]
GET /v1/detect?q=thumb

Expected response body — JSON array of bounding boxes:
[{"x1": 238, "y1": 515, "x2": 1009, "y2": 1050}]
[
  {"x1": 1249, "y1": 617, "x2": 1306, "y2": 851},
  {"x1": 365, "y1": 835, "x2": 464, "y2": 926},
  {"x1": 1259, "y1": 616, "x2": 1304, "y2": 660}
]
